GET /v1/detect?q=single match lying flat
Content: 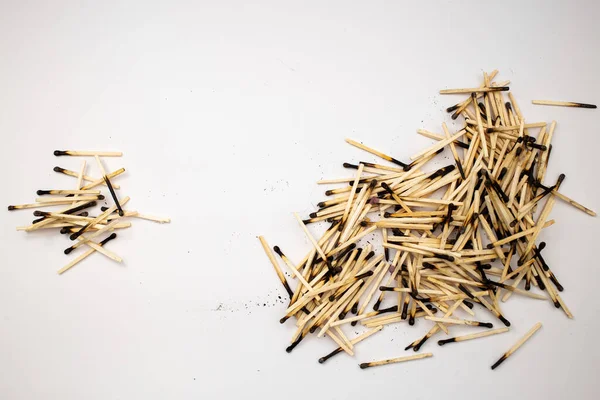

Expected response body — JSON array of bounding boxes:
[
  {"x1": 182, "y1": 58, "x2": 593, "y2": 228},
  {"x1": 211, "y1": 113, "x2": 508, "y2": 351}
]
[
  {"x1": 54, "y1": 150, "x2": 123, "y2": 157},
  {"x1": 531, "y1": 100, "x2": 596, "y2": 109},
  {"x1": 259, "y1": 69, "x2": 594, "y2": 372},
  {"x1": 359, "y1": 353, "x2": 433, "y2": 369},
  {"x1": 8, "y1": 150, "x2": 170, "y2": 275}
]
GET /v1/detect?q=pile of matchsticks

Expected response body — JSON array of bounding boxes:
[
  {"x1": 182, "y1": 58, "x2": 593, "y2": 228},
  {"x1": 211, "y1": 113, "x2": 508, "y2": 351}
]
[
  {"x1": 8, "y1": 150, "x2": 170, "y2": 274},
  {"x1": 260, "y1": 70, "x2": 596, "y2": 371}
]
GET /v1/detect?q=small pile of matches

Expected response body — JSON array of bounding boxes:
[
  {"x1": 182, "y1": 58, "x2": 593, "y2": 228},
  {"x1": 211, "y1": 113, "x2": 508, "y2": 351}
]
[
  {"x1": 8, "y1": 150, "x2": 170, "y2": 274},
  {"x1": 260, "y1": 70, "x2": 596, "y2": 371}
]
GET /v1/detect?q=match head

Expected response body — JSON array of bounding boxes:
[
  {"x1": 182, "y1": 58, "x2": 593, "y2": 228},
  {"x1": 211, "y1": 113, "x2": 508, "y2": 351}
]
[
  {"x1": 69, "y1": 231, "x2": 82, "y2": 241},
  {"x1": 343, "y1": 162, "x2": 358, "y2": 169},
  {"x1": 438, "y1": 338, "x2": 454, "y2": 346},
  {"x1": 60, "y1": 227, "x2": 71, "y2": 234},
  {"x1": 369, "y1": 197, "x2": 380, "y2": 205},
  {"x1": 480, "y1": 322, "x2": 494, "y2": 329},
  {"x1": 446, "y1": 104, "x2": 459, "y2": 113},
  {"x1": 64, "y1": 247, "x2": 74, "y2": 255},
  {"x1": 273, "y1": 246, "x2": 283, "y2": 257},
  {"x1": 369, "y1": 179, "x2": 377, "y2": 189},
  {"x1": 53, "y1": 166, "x2": 66, "y2": 173},
  {"x1": 7, "y1": 205, "x2": 16, "y2": 210},
  {"x1": 538, "y1": 242, "x2": 547, "y2": 250},
  {"x1": 36, "y1": 190, "x2": 50, "y2": 195},
  {"x1": 53, "y1": 150, "x2": 68, "y2": 156},
  {"x1": 413, "y1": 338, "x2": 427, "y2": 351},
  {"x1": 98, "y1": 195, "x2": 106, "y2": 200},
  {"x1": 359, "y1": 363, "x2": 370, "y2": 369},
  {"x1": 98, "y1": 233, "x2": 118, "y2": 246},
  {"x1": 309, "y1": 212, "x2": 317, "y2": 218},
  {"x1": 499, "y1": 316, "x2": 511, "y2": 327}
]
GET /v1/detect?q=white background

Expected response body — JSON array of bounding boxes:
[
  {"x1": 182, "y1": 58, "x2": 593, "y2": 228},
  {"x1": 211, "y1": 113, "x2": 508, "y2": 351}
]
[{"x1": 1, "y1": 1, "x2": 599, "y2": 399}]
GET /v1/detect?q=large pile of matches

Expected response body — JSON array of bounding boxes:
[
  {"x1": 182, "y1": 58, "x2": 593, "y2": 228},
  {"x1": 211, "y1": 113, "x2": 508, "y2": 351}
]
[
  {"x1": 8, "y1": 150, "x2": 170, "y2": 275},
  {"x1": 260, "y1": 70, "x2": 596, "y2": 371}
]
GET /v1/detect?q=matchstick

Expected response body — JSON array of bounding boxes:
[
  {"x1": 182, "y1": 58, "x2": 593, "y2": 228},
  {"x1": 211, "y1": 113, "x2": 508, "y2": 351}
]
[
  {"x1": 95, "y1": 156, "x2": 124, "y2": 216},
  {"x1": 491, "y1": 322, "x2": 542, "y2": 370},
  {"x1": 36, "y1": 189, "x2": 101, "y2": 196},
  {"x1": 531, "y1": 100, "x2": 596, "y2": 109},
  {"x1": 345, "y1": 138, "x2": 410, "y2": 169},
  {"x1": 438, "y1": 327, "x2": 509, "y2": 346},
  {"x1": 425, "y1": 316, "x2": 493, "y2": 328},
  {"x1": 54, "y1": 150, "x2": 123, "y2": 157},
  {"x1": 359, "y1": 353, "x2": 433, "y2": 369},
  {"x1": 440, "y1": 86, "x2": 509, "y2": 94}
]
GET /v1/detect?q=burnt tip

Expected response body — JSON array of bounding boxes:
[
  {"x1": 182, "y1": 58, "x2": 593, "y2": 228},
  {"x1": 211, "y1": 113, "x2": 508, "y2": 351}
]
[
  {"x1": 446, "y1": 104, "x2": 459, "y2": 113},
  {"x1": 7, "y1": 205, "x2": 16, "y2": 210},
  {"x1": 54, "y1": 150, "x2": 68, "y2": 156},
  {"x1": 309, "y1": 212, "x2": 318, "y2": 218},
  {"x1": 359, "y1": 363, "x2": 370, "y2": 369},
  {"x1": 53, "y1": 166, "x2": 65, "y2": 173},
  {"x1": 572, "y1": 102, "x2": 597, "y2": 109},
  {"x1": 499, "y1": 316, "x2": 511, "y2": 327},
  {"x1": 64, "y1": 247, "x2": 74, "y2": 255},
  {"x1": 481, "y1": 322, "x2": 494, "y2": 328}
]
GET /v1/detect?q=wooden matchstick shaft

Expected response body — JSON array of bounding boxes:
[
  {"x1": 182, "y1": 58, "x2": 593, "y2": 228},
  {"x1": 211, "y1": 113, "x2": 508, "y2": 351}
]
[
  {"x1": 491, "y1": 322, "x2": 542, "y2": 370},
  {"x1": 54, "y1": 150, "x2": 123, "y2": 157},
  {"x1": 531, "y1": 100, "x2": 596, "y2": 109},
  {"x1": 425, "y1": 316, "x2": 493, "y2": 328},
  {"x1": 440, "y1": 86, "x2": 509, "y2": 94},
  {"x1": 438, "y1": 327, "x2": 509, "y2": 346},
  {"x1": 359, "y1": 352, "x2": 433, "y2": 369}
]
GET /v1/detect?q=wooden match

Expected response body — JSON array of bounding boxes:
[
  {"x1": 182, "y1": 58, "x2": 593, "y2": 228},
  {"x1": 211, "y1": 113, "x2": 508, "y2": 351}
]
[
  {"x1": 54, "y1": 150, "x2": 123, "y2": 157},
  {"x1": 359, "y1": 352, "x2": 433, "y2": 369},
  {"x1": 491, "y1": 322, "x2": 542, "y2": 370},
  {"x1": 531, "y1": 100, "x2": 596, "y2": 109}
]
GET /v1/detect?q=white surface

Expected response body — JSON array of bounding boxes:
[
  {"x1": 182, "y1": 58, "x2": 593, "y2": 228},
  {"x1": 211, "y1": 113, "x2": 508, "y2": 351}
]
[{"x1": 1, "y1": 1, "x2": 599, "y2": 399}]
